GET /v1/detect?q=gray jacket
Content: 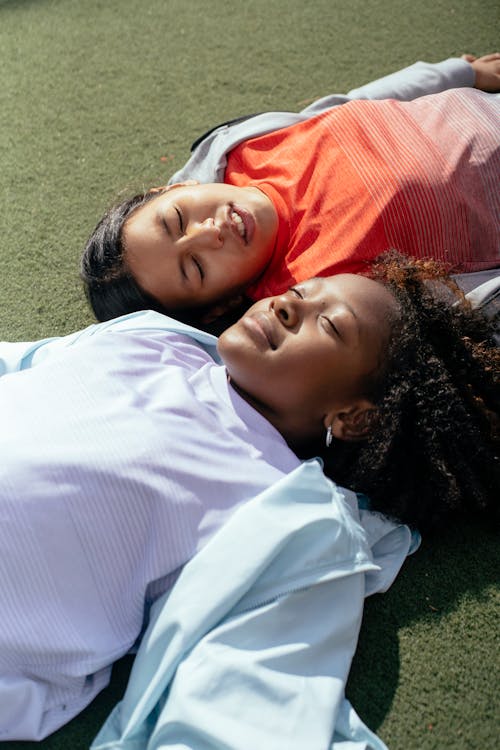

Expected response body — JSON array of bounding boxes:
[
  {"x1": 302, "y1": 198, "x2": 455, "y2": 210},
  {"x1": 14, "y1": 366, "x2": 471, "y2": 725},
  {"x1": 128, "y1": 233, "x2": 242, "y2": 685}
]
[{"x1": 170, "y1": 57, "x2": 474, "y2": 185}]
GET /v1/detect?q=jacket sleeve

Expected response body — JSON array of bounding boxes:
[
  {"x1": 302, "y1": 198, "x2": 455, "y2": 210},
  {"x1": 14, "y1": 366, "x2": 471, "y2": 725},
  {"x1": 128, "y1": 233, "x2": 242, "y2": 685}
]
[
  {"x1": 153, "y1": 577, "x2": 386, "y2": 750},
  {"x1": 91, "y1": 463, "x2": 392, "y2": 750},
  {"x1": 170, "y1": 58, "x2": 475, "y2": 185},
  {"x1": 92, "y1": 575, "x2": 387, "y2": 750},
  {"x1": 301, "y1": 57, "x2": 475, "y2": 114}
]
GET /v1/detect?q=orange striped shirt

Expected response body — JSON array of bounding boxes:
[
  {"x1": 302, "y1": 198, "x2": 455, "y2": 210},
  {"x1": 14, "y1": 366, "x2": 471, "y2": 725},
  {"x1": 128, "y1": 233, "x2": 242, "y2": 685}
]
[{"x1": 225, "y1": 88, "x2": 499, "y2": 299}]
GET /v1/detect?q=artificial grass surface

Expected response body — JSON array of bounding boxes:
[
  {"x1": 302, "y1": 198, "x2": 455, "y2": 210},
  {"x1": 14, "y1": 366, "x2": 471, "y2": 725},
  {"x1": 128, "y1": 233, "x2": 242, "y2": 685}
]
[{"x1": 0, "y1": 0, "x2": 498, "y2": 747}]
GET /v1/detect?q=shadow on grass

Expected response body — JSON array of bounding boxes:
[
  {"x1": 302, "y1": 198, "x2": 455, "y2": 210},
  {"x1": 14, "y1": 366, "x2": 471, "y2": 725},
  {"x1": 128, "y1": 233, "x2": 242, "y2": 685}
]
[{"x1": 346, "y1": 519, "x2": 499, "y2": 730}]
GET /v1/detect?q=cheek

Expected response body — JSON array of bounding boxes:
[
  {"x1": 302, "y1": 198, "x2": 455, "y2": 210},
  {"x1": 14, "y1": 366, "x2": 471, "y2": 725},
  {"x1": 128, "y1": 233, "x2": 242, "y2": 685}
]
[
  {"x1": 216, "y1": 329, "x2": 240, "y2": 367},
  {"x1": 261, "y1": 355, "x2": 319, "y2": 405},
  {"x1": 212, "y1": 250, "x2": 260, "y2": 291},
  {"x1": 275, "y1": 350, "x2": 338, "y2": 405},
  {"x1": 126, "y1": 243, "x2": 169, "y2": 296},
  {"x1": 255, "y1": 225, "x2": 276, "y2": 259}
]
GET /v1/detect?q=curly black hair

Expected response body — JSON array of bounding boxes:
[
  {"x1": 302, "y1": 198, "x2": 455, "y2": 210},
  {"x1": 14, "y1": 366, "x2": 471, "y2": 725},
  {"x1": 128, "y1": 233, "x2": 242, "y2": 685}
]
[{"x1": 320, "y1": 253, "x2": 499, "y2": 533}]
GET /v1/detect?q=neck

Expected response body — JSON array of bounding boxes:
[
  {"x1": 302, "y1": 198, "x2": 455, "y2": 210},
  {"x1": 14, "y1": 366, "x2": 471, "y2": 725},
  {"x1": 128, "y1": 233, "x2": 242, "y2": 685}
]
[{"x1": 226, "y1": 374, "x2": 319, "y2": 451}]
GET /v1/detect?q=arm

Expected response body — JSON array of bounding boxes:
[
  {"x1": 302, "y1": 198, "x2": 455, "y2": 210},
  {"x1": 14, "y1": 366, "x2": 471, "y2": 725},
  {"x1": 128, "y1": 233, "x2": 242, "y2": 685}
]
[
  {"x1": 302, "y1": 57, "x2": 474, "y2": 115},
  {"x1": 93, "y1": 575, "x2": 387, "y2": 750},
  {"x1": 170, "y1": 56, "x2": 480, "y2": 185},
  {"x1": 0, "y1": 336, "x2": 80, "y2": 375},
  {"x1": 0, "y1": 668, "x2": 111, "y2": 742},
  {"x1": 0, "y1": 324, "x2": 109, "y2": 375},
  {"x1": 346, "y1": 57, "x2": 474, "y2": 99},
  {"x1": 91, "y1": 463, "x2": 390, "y2": 750},
  {"x1": 303, "y1": 53, "x2": 500, "y2": 115},
  {"x1": 0, "y1": 311, "x2": 218, "y2": 376},
  {"x1": 148, "y1": 578, "x2": 386, "y2": 750}
]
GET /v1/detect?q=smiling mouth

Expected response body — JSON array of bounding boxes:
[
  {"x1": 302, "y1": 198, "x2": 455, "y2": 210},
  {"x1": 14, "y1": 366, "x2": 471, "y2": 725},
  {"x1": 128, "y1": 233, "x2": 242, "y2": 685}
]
[
  {"x1": 244, "y1": 312, "x2": 277, "y2": 350},
  {"x1": 229, "y1": 204, "x2": 255, "y2": 246},
  {"x1": 230, "y1": 209, "x2": 246, "y2": 240}
]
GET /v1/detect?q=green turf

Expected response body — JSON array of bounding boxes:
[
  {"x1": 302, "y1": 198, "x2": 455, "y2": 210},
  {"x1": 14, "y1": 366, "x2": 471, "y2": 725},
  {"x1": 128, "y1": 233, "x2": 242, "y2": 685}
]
[{"x1": 1, "y1": 0, "x2": 499, "y2": 747}]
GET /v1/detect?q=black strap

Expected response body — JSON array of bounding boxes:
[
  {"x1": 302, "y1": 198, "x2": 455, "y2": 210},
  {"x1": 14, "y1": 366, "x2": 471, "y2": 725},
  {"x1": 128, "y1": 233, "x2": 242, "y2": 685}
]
[{"x1": 190, "y1": 113, "x2": 263, "y2": 152}]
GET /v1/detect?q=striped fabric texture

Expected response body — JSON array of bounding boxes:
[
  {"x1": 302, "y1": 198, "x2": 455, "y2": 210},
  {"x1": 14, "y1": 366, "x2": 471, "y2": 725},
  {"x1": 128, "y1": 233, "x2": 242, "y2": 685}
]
[{"x1": 225, "y1": 88, "x2": 500, "y2": 299}]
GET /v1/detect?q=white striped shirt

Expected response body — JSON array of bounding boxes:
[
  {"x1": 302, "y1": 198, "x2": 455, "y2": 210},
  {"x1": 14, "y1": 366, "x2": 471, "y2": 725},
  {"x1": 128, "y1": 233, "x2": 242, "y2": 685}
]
[{"x1": 0, "y1": 313, "x2": 300, "y2": 739}]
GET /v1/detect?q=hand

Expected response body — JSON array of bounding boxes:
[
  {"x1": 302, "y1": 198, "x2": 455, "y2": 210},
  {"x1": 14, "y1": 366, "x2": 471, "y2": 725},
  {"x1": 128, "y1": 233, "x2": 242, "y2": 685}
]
[{"x1": 462, "y1": 53, "x2": 500, "y2": 92}]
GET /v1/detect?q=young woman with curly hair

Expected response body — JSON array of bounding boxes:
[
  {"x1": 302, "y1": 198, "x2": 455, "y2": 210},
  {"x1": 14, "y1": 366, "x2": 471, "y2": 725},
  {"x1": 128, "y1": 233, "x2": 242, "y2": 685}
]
[
  {"x1": 322, "y1": 253, "x2": 499, "y2": 532},
  {"x1": 0, "y1": 253, "x2": 497, "y2": 740}
]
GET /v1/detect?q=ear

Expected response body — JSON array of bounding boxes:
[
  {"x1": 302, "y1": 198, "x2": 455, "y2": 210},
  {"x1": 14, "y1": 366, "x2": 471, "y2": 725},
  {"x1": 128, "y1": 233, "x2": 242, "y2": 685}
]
[
  {"x1": 148, "y1": 180, "x2": 199, "y2": 195},
  {"x1": 325, "y1": 400, "x2": 378, "y2": 442},
  {"x1": 200, "y1": 295, "x2": 245, "y2": 325}
]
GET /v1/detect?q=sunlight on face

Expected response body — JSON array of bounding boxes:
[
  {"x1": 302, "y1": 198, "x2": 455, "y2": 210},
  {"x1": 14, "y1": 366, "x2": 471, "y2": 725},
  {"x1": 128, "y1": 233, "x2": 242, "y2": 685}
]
[
  {"x1": 218, "y1": 274, "x2": 399, "y2": 444},
  {"x1": 123, "y1": 182, "x2": 279, "y2": 309}
]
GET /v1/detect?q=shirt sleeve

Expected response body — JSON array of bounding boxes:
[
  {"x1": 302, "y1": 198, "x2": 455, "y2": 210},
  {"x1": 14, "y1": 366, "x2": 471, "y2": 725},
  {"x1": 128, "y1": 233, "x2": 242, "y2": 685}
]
[
  {"x1": 0, "y1": 668, "x2": 111, "y2": 742},
  {"x1": 0, "y1": 311, "x2": 220, "y2": 376},
  {"x1": 92, "y1": 575, "x2": 387, "y2": 750},
  {"x1": 91, "y1": 463, "x2": 389, "y2": 750},
  {"x1": 0, "y1": 333, "x2": 90, "y2": 375}
]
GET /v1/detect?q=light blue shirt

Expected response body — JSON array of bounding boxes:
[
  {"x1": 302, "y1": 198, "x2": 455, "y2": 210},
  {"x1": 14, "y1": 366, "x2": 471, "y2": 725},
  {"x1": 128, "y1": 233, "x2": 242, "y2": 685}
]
[{"x1": 92, "y1": 460, "x2": 414, "y2": 750}]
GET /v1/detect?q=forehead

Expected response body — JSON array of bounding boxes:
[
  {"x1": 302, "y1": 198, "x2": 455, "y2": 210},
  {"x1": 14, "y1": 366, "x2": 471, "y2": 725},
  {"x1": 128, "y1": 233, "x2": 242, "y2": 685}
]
[
  {"x1": 305, "y1": 274, "x2": 397, "y2": 317},
  {"x1": 122, "y1": 198, "x2": 168, "y2": 264}
]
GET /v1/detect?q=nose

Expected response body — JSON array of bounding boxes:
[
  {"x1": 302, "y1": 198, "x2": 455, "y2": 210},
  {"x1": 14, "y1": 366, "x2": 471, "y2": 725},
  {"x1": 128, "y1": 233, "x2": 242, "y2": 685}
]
[
  {"x1": 270, "y1": 293, "x2": 301, "y2": 328},
  {"x1": 190, "y1": 218, "x2": 223, "y2": 249}
]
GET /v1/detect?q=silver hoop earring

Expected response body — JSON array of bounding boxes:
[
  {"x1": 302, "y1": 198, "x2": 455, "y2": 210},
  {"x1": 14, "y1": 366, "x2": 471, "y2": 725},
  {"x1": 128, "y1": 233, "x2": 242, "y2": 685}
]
[{"x1": 325, "y1": 425, "x2": 333, "y2": 448}]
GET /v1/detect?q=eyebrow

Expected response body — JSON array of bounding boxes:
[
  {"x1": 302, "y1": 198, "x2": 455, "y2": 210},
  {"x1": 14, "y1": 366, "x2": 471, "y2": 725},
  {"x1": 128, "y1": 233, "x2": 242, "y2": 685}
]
[{"x1": 309, "y1": 277, "x2": 359, "y2": 319}]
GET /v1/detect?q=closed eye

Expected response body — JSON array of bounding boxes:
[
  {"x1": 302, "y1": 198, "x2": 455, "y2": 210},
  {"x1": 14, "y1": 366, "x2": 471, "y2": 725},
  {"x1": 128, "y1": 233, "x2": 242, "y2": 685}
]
[
  {"x1": 289, "y1": 286, "x2": 303, "y2": 299},
  {"x1": 192, "y1": 255, "x2": 204, "y2": 281},
  {"x1": 180, "y1": 255, "x2": 204, "y2": 284},
  {"x1": 320, "y1": 315, "x2": 341, "y2": 338},
  {"x1": 175, "y1": 206, "x2": 184, "y2": 233}
]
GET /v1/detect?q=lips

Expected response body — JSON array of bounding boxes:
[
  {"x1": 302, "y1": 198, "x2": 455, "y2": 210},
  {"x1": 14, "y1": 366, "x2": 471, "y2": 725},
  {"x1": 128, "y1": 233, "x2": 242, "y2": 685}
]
[
  {"x1": 229, "y1": 204, "x2": 255, "y2": 246},
  {"x1": 243, "y1": 311, "x2": 277, "y2": 350}
]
